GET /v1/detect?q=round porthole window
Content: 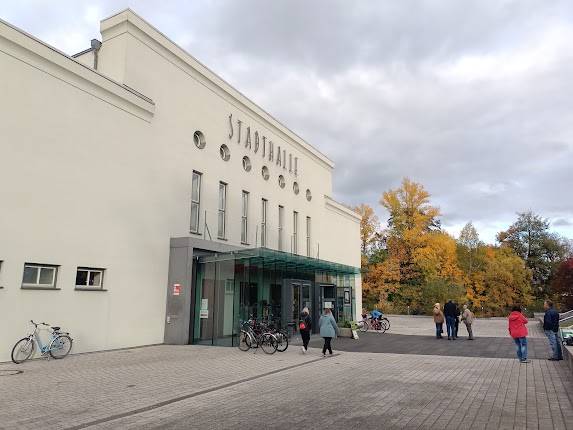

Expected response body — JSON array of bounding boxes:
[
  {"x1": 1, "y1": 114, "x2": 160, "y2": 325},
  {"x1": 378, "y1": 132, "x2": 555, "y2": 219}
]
[
  {"x1": 278, "y1": 175, "x2": 286, "y2": 189},
  {"x1": 219, "y1": 144, "x2": 230, "y2": 161},
  {"x1": 306, "y1": 189, "x2": 312, "y2": 201},
  {"x1": 193, "y1": 131, "x2": 206, "y2": 149},
  {"x1": 261, "y1": 166, "x2": 270, "y2": 180},
  {"x1": 242, "y1": 156, "x2": 252, "y2": 172},
  {"x1": 293, "y1": 182, "x2": 300, "y2": 195}
]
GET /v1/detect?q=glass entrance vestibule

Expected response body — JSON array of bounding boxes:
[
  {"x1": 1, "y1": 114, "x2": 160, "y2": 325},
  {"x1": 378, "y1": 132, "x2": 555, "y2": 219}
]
[{"x1": 191, "y1": 248, "x2": 360, "y2": 347}]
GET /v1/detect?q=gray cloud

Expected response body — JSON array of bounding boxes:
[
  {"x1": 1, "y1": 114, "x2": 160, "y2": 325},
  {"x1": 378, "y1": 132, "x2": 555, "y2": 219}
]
[{"x1": 2, "y1": 0, "x2": 572, "y2": 242}]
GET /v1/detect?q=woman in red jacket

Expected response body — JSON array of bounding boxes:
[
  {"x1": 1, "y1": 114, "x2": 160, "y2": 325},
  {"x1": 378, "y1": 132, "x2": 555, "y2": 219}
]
[{"x1": 508, "y1": 305, "x2": 529, "y2": 363}]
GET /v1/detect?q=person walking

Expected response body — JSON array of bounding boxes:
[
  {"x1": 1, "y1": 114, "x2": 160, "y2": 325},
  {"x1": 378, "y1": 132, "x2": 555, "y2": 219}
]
[
  {"x1": 543, "y1": 300, "x2": 563, "y2": 361},
  {"x1": 319, "y1": 307, "x2": 339, "y2": 357},
  {"x1": 443, "y1": 300, "x2": 457, "y2": 340},
  {"x1": 461, "y1": 304, "x2": 475, "y2": 340},
  {"x1": 299, "y1": 307, "x2": 312, "y2": 354},
  {"x1": 433, "y1": 303, "x2": 445, "y2": 339},
  {"x1": 508, "y1": 305, "x2": 529, "y2": 363}
]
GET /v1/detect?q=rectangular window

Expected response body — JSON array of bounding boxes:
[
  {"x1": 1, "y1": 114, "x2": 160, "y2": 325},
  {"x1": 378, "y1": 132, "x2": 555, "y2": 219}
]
[
  {"x1": 22, "y1": 263, "x2": 58, "y2": 289},
  {"x1": 261, "y1": 199, "x2": 268, "y2": 247},
  {"x1": 76, "y1": 267, "x2": 105, "y2": 289},
  {"x1": 241, "y1": 191, "x2": 249, "y2": 244},
  {"x1": 278, "y1": 205, "x2": 284, "y2": 251},
  {"x1": 306, "y1": 216, "x2": 311, "y2": 257},
  {"x1": 293, "y1": 211, "x2": 298, "y2": 254},
  {"x1": 190, "y1": 171, "x2": 202, "y2": 233},
  {"x1": 218, "y1": 182, "x2": 227, "y2": 239}
]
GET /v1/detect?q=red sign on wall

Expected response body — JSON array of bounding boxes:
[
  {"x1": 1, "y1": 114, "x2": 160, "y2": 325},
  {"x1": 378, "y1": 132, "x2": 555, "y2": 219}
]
[{"x1": 173, "y1": 284, "x2": 181, "y2": 296}]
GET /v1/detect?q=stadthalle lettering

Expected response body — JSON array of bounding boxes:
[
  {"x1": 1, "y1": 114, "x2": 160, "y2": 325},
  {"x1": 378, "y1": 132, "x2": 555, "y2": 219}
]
[{"x1": 228, "y1": 113, "x2": 299, "y2": 177}]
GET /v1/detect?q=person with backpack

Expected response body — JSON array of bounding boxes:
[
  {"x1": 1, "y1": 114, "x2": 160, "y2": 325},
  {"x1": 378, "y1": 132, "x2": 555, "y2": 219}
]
[
  {"x1": 299, "y1": 307, "x2": 312, "y2": 354},
  {"x1": 508, "y1": 305, "x2": 529, "y2": 363},
  {"x1": 461, "y1": 304, "x2": 475, "y2": 340},
  {"x1": 433, "y1": 303, "x2": 445, "y2": 339},
  {"x1": 319, "y1": 307, "x2": 339, "y2": 357}
]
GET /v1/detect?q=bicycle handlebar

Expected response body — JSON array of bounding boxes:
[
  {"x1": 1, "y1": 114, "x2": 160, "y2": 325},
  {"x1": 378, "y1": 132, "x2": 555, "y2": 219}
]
[{"x1": 30, "y1": 320, "x2": 49, "y2": 327}]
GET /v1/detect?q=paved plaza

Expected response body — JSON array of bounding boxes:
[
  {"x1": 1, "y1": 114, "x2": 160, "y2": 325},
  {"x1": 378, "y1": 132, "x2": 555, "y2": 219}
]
[{"x1": 1, "y1": 317, "x2": 572, "y2": 430}]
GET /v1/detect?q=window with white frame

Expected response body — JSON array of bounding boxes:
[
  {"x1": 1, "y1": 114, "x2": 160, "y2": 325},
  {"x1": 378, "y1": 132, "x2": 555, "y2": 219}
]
[
  {"x1": 22, "y1": 263, "x2": 58, "y2": 289},
  {"x1": 261, "y1": 199, "x2": 268, "y2": 247},
  {"x1": 241, "y1": 191, "x2": 249, "y2": 244},
  {"x1": 293, "y1": 211, "x2": 298, "y2": 254},
  {"x1": 278, "y1": 205, "x2": 284, "y2": 251},
  {"x1": 218, "y1": 182, "x2": 227, "y2": 239},
  {"x1": 76, "y1": 267, "x2": 105, "y2": 289},
  {"x1": 190, "y1": 171, "x2": 202, "y2": 233},
  {"x1": 306, "y1": 216, "x2": 311, "y2": 257}
]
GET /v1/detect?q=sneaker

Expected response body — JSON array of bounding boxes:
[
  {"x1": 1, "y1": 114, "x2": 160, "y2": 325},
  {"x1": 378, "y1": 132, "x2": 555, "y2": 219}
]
[
  {"x1": 520, "y1": 359, "x2": 531, "y2": 363},
  {"x1": 321, "y1": 354, "x2": 326, "y2": 358},
  {"x1": 548, "y1": 358, "x2": 559, "y2": 361},
  {"x1": 301, "y1": 346, "x2": 306, "y2": 354}
]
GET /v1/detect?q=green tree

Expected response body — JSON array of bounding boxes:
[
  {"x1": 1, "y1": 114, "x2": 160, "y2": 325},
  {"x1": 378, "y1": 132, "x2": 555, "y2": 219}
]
[{"x1": 497, "y1": 211, "x2": 570, "y2": 296}]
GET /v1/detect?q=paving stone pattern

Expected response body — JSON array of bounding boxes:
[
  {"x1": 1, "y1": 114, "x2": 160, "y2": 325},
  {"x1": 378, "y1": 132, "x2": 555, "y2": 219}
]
[
  {"x1": 0, "y1": 318, "x2": 571, "y2": 430},
  {"x1": 300, "y1": 333, "x2": 550, "y2": 359}
]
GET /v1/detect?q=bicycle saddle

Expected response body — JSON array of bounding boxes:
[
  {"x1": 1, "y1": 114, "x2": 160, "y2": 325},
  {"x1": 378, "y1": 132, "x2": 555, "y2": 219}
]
[{"x1": 52, "y1": 327, "x2": 61, "y2": 331}]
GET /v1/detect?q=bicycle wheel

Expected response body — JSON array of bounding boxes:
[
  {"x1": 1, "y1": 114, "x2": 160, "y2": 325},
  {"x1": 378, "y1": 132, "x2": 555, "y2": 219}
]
[
  {"x1": 275, "y1": 330, "x2": 288, "y2": 352},
  {"x1": 358, "y1": 321, "x2": 368, "y2": 332},
  {"x1": 11, "y1": 337, "x2": 35, "y2": 364},
  {"x1": 238, "y1": 330, "x2": 251, "y2": 351},
  {"x1": 260, "y1": 333, "x2": 278, "y2": 354},
  {"x1": 49, "y1": 335, "x2": 73, "y2": 359},
  {"x1": 381, "y1": 318, "x2": 390, "y2": 332}
]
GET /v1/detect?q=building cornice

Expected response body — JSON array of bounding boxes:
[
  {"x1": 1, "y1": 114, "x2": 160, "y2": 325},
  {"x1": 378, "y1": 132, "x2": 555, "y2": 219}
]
[
  {"x1": 99, "y1": 8, "x2": 334, "y2": 170},
  {"x1": 324, "y1": 195, "x2": 361, "y2": 223},
  {"x1": 0, "y1": 17, "x2": 155, "y2": 122}
]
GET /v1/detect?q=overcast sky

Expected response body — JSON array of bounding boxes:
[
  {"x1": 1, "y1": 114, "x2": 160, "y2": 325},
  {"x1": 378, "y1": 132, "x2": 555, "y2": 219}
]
[{"x1": 2, "y1": 0, "x2": 572, "y2": 243}]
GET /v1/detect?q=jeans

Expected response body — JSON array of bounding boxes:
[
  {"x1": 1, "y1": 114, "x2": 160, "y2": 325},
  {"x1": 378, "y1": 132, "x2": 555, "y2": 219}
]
[
  {"x1": 454, "y1": 318, "x2": 459, "y2": 338},
  {"x1": 301, "y1": 330, "x2": 310, "y2": 350},
  {"x1": 435, "y1": 323, "x2": 443, "y2": 338},
  {"x1": 545, "y1": 330, "x2": 563, "y2": 359},
  {"x1": 446, "y1": 316, "x2": 456, "y2": 338},
  {"x1": 322, "y1": 337, "x2": 332, "y2": 355},
  {"x1": 513, "y1": 337, "x2": 528, "y2": 361}
]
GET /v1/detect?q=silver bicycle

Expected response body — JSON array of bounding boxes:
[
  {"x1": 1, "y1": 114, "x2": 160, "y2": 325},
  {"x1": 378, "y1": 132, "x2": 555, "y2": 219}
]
[{"x1": 11, "y1": 320, "x2": 73, "y2": 364}]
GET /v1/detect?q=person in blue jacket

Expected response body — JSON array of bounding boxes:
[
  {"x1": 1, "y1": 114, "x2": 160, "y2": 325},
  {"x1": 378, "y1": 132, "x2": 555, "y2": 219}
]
[
  {"x1": 544, "y1": 300, "x2": 563, "y2": 361},
  {"x1": 319, "y1": 308, "x2": 339, "y2": 357}
]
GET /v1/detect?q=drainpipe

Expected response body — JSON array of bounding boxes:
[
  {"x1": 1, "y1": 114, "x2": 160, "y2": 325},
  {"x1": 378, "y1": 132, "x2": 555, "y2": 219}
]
[{"x1": 91, "y1": 39, "x2": 102, "y2": 70}]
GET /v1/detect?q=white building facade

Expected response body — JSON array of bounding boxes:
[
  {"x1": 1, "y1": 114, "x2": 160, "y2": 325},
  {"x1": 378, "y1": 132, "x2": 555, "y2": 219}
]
[{"x1": 0, "y1": 9, "x2": 361, "y2": 360}]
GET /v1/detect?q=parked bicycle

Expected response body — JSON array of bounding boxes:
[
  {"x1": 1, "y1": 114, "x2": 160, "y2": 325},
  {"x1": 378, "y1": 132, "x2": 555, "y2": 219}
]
[
  {"x1": 238, "y1": 318, "x2": 278, "y2": 354},
  {"x1": 11, "y1": 320, "x2": 73, "y2": 364},
  {"x1": 258, "y1": 318, "x2": 289, "y2": 352},
  {"x1": 357, "y1": 316, "x2": 390, "y2": 333}
]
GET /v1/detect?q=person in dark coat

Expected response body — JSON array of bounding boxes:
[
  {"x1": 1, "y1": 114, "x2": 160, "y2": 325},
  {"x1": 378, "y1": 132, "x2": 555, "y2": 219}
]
[
  {"x1": 454, "y1": 302, "x2": 461, "y2": 340},
  {"x1": 443, "y1": 300, "x2": 457, "y2": 340},
  {"x1": 543, "y1": 300, "x2": 563, "y2": 361},
  {"x1": 299, "y1": 307, "x2": 312, "y2": 354}
]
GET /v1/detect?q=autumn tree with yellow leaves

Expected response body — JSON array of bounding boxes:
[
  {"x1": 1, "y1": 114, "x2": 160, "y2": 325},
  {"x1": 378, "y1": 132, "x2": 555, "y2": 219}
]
[{"x1": 358, "y1": 178, "x2": 535, "y2": 316}]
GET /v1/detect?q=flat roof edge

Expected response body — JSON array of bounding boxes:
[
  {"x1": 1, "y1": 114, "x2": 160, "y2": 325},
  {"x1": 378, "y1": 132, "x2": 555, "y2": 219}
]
[
  {"x1": 324, "y1": 196, "x2": 361, "y2": 222},
  {"x1": 0, "y1": 17, "x2": 155, "y2": 119},
  {"x1": 99, "y1": 8, "x2": 335, "y2": 169}
]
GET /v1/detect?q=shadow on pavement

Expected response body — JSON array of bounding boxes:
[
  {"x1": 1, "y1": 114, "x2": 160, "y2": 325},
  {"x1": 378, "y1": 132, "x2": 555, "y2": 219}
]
[{"x1": 299, "y1": 332, "x2": 549, "y2": 359}]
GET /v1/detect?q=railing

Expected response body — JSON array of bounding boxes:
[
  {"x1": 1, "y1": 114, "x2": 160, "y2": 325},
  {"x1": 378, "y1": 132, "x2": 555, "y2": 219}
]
[{"x1": 560, "y1": 310, "x2": 573, "y2": 322}]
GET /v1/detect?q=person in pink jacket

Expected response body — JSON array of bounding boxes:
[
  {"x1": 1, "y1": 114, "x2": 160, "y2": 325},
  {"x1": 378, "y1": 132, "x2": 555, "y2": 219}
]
[{"x1": 508, "y1": 305, "x2": 529, "y2": 363}]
